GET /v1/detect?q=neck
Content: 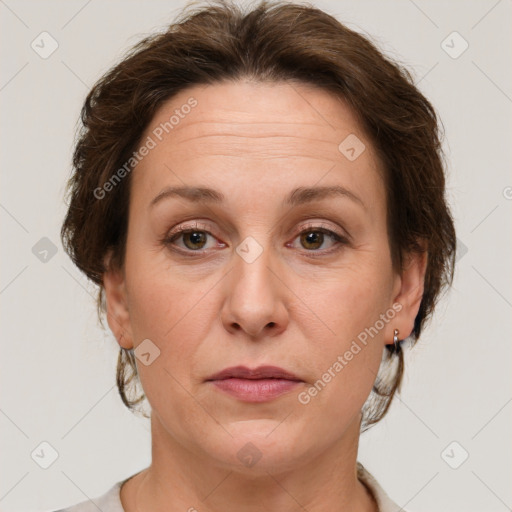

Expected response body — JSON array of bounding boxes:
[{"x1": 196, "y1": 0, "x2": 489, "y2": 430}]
[{"x1": 124, "y1": 412, "x2": 377, "y2": 512}]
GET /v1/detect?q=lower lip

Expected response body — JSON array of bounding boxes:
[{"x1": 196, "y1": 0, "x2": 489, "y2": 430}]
[{"x1": 210, "y1": 378, "x2": 301, "y2": 402}]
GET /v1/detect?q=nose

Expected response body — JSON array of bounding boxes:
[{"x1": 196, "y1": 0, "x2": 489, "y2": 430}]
[{"x1": 220, "y1": 239, "x2": 289, "y2": 339}]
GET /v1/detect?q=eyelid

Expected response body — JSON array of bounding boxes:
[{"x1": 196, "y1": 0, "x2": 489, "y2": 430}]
[
  {"x1": 165, "y1": 220, "x2": 214, "y2": 239},
  {"x1": 296, "y1": 221, "x2": 348, "y2": 240},
  {"x1": 165, "y1": 219, "x2": 348, "y2": 242}
]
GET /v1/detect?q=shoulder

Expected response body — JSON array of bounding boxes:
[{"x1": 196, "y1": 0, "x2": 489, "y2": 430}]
[
  {"x1": 48, "y1": 481, "x2": 124, "y2": 512},
  {"x1": 357, "y1": 462, "x2": 406, "y2": 512}
]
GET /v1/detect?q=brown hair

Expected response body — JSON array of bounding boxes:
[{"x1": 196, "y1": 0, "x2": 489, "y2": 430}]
[{"x1": 61, "y1": 0, "x2": 456, "y2": 430}]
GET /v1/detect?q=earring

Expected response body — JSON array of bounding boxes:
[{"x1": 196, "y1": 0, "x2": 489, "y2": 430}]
[{"x1": 393, "y1": 328, "x2": 400, "y2": 354}]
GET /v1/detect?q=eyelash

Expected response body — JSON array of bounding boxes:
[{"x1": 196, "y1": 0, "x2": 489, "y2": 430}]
[{"x1": 162, "y1": 221, "x2": 349, "y2": 257}]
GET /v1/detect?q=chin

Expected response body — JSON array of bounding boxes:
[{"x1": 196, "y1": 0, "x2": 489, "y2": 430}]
[{"x1": 204, "y1": 421, "x2": 317, "y2": 476}]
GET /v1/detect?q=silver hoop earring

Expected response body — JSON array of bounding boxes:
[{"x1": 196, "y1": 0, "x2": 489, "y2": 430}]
[{"x1": 393, "y1": 328, "x2": 400, "y2": 353}]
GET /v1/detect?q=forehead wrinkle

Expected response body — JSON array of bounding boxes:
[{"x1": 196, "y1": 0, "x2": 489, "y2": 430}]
[
  {"x1": 171, "y1": 153, "x2": 341, "y2": 163},
  {"x1": 172, "y1": 119, "x2": 329, "y2": 126},
  {"x1": 173, "y1": 132, "x2": 339, "y2": 144},
  {"x1": 164, "y1": 117, "x2": 344, "y2": 140},
  {"x1": 166, "y1": 138, "x2": 343, "y2": 161},
  {"x1": 152, "y1": 115, "x2": 332, "y2": 130}
]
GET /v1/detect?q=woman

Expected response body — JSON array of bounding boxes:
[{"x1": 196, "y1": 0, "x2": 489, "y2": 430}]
[{"x1": 56, "y1": 0, "x2": 456, "y2": 510}]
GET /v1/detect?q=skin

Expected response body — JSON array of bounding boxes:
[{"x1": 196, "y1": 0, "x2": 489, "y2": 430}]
[{"x1": 103, "y1": 79, "x2": 427, "y2": 512}]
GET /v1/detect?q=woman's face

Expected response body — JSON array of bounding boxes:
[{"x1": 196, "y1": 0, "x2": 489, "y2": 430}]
[{"x1": 104, "y1": 80, "x2": 425, "y2": 474}]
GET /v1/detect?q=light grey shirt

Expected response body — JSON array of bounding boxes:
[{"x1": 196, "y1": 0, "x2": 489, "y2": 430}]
[{"x1": 52, "y1": 462, "x2": 406, "y2": 512}]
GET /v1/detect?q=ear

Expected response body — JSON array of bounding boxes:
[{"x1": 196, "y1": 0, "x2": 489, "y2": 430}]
[
  {"x1": 102, "y1": 250, "x2": 133, "y2": 350},
  {"x1": 388, "y1": 244, "x2": 428, "y2": 343}
]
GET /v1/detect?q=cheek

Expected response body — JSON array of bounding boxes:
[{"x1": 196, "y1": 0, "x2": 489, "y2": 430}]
[
  {"x1": 301, "y1": 266, "x2": 393, "y2": 407},
  {"x1": 122, "y1": 257, "x2": 205, "y2": 418},
  {"x1": 123, "y1": 242, "x2": 223, "y2": 385},
  {"x1": 125, "y1": 258, "x2": 207, "y2": 346},
  {"x1": 312, "y1": 256, "x2": 392, "y2": 341}
]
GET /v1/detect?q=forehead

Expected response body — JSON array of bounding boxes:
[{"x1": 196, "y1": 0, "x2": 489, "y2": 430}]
[{"x1": 131, "y1": 80, "x2": 383, "y2": 209}]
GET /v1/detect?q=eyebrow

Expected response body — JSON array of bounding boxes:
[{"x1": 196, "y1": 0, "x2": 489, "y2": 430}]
[{"x1": 149, "y1": 184, "x2": 366, "y2": 210}]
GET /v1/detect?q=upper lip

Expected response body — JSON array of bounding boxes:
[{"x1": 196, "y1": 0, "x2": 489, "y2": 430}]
[{"x1": 206, "y1": 365, "x2": 302, "y2": 381}]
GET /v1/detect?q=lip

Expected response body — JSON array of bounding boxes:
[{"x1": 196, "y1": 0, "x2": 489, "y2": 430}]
[
  {"x1": 206, "y1": 365, "x2": 302, "y2": 381},
  {"x1": 206, "y1": 365, "x2": 303, "y2": 403}
]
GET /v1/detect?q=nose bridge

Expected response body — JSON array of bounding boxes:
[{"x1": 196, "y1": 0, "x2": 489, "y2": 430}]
[
  {"x1": 233, "y1": 232, "x2": 278, "y2": 298},
  {"x1": 222, "y1": 229, "x2": 288, "y2": 337}
]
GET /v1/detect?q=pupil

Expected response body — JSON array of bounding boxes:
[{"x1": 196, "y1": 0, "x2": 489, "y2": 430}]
[
  {"x1": 302, "y1": 231, "x2": 322, "y2": 249},
  {"x1": 186, "y1": 231, "x2": 205, "y2": 249}
]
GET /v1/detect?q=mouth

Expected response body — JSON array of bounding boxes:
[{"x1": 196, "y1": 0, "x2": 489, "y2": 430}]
[
  {"x1": 206, "y1": 365, "x2": 303, "y2": 403},
  {"x1": 206, "y1": 365, "x2": 302, "y2": 382}
]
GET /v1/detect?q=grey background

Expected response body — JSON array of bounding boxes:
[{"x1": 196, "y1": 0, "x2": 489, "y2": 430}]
[{"x1": 1, "y1": 1, "x2": 511, "y2": 511}]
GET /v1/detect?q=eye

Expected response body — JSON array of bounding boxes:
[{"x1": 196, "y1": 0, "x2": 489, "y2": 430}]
[
  {"x1": 289, "y1": 223, "x2": 348, "y2": 253},
  {"x1": 162, "y1": 221, "x2": 348, "y2": 255},
  {"x1": 163, "y1": 222, "x2": 221, "y2": 252}
]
